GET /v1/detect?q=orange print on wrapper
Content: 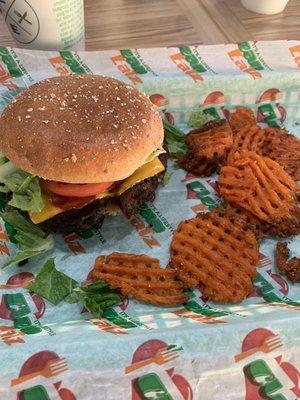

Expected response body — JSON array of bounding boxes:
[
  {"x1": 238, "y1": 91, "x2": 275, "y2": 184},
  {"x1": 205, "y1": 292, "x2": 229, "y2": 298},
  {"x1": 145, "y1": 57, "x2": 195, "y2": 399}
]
[
  {"x1": 111, "y1": 54, "x2": 142, "y2": 85},
  {"x1": 130, "y1": 215, "x2": 160, "y2": 248},
  {"x1": 126, "y1": 339, "x2": 193, "y2": 400},
  {"x1": 235, "y1": 328, "x2": 299, "y2": 400},
  {"x1": 0, "y1": 62, "x2": 18, "y2": 90},
  {"x1": 289, "y1": 44, "x2": 300, "y2": 68},
  {"x1": 173, "y1": 308, "x2": 224, "y2": 325},
  {"x1": 170, "y1": 52, "x2": 203, "y2": 82},
  {"x1": 63, "y1": 233, "x2": 86, "y2": 254},
  {"x1": 228, "y1": 49, "x2": 262, "y2": 79},
  {"x1": 48, "y1": 55, "x2": 72, "y2": 76},
  {"x1": 12, "y1": 351, "x2": 76, "y2": 400},
  {"x1": 90, "y1": 318, "x2": 128, "y2": 335}
]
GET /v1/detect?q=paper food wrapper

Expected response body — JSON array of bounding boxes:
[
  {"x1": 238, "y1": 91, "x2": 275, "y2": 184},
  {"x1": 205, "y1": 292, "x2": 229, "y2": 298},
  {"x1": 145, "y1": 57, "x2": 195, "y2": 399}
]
[{"x1": 0, "y1": 40, "x2": 299, "y2": 400}]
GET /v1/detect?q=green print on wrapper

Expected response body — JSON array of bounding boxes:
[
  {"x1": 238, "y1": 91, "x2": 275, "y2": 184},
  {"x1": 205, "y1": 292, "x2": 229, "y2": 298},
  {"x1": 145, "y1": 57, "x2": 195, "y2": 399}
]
[
  {"x1": 120, "y1": 50, "x2": 148, "y2": 74},
  {"x1": 184, "y1": 300, "x2": 232, "y2": 317},
  {"x1": 23, "y1": 385, "x2": 51, "y2": 400},
  {"x1": 59, "y1": 51, "x2": 91, "y2": 74},
  {"x1": 257, "y1": 103, "x2": 282, "y2": 127},
  {"x1": 0, "y1": 46, "x2": 23, "y2": 78},
  {"x1": 179, "y1": 46, "x2": 208, "y2": 74},
  {"x1": 186, "y1": 181, "x2": 218, "y2": 210},
  {"x1": 244, "y1": 359, "x2": 286, "y2": 400},
  {"x1": 136, "y1": 373, "x2": 173, "y2": 400},
  {"x1": 139, "y1": 204, "x2": 174, "y2": 233},
  {"x1": 238, "y1": 42, "x2": 266, "y2": 71},
  {"x1": 254, "y1": 272, "x2": 300, "y2": 307},
  {"x1": 104, "y1": 309, "x2": 144, "y2": 329},
  {"x1": 4, "y1": 293, "x2": 52, "y2": 335}
]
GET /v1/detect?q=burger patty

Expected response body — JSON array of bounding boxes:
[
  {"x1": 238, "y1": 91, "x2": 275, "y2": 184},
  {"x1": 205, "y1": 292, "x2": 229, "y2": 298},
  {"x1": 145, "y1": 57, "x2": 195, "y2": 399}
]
[{"x1": 39, "y1": 153, "x2": 168, "y2": 234}]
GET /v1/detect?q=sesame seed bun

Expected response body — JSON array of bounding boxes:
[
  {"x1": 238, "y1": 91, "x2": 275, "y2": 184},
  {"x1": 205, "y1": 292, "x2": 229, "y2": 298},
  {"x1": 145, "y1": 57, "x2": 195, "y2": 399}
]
[{"x1": 0, "y1": 75, "x2": 163, "y2": 183}]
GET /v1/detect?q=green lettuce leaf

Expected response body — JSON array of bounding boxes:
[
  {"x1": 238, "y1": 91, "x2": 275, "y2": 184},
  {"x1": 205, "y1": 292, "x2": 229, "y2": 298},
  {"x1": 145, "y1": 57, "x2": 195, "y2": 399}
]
[
  {"x1": 28, "y1": 258, "x2": 77, "y2": 305},
  {"x1": 163, "y1": 119, "x2": 187, "y2": 157},
  {"x1": 0, "y1": 210, "x2": 54, "y2": 268},
  {"x1": 65, "y1": 280, "x2": 121, "y2": 317},
  {"x1": 0, "y1": 151, "x2": 8, "y2": 166},
  {"x1": 188, "y1": 111, "x2": 215, "y2": 128},
  {"x1": 29, "y1": 259, "x2": 121, "y2": 316},
  {"x1": 0, "y1": 161, "x2": 44, "y2": 212}
]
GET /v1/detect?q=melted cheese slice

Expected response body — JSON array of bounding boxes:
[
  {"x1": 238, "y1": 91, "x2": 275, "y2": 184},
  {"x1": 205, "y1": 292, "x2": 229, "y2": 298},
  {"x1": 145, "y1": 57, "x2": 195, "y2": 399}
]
[{"x1": 29, "y1": 157, "x2": 165, "y2": 224}]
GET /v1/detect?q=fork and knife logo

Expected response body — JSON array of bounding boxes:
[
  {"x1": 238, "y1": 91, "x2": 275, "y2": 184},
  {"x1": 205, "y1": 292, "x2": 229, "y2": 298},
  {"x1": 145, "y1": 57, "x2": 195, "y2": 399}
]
[
  {"x1": 125, "y1": 346, "x2": 180, "y2": 374},
  {"x1": 0, "y1": 325, "x2": 26, "y2": 345},
  {"x1": 10, "y1": 358, "x2": 68, "y2": 388},
  {"x1": 234, "y1": 334, "x2": 283, "y2": 362}
]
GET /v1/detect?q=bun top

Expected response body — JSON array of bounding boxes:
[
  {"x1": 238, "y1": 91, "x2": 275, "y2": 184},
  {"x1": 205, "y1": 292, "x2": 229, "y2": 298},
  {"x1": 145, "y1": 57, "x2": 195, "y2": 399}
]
[{"x1": 0, "y1": 75, "x2": 163, "y2": 183}]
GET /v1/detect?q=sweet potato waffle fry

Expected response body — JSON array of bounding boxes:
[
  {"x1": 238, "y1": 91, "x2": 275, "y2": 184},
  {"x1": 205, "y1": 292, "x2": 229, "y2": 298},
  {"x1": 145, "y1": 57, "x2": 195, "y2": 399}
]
[
  {"x1": 169, "y1": 208, "x2": 259, "y2": 302},
  {"x1": 92, "y1": 253, "x2": 187, "y2": 307},
  {"x1": 228, "y1": 107, "x2": 256, "y2": 131},
  {"x1": 227, "y1": 125, "x2": 279, "y2": 164},
  {"x1": 219, "y1": 152, "x2": 300, "y2": 236},
  {"x1": 268, "y1": 133, "x2": 300, "y2": 180},
  {"x1": 276, "y1": 242, "x2": 300, "y2": 283},
  {"x1": 178, "y1": 120, "x2": 233, "y2": 177}
]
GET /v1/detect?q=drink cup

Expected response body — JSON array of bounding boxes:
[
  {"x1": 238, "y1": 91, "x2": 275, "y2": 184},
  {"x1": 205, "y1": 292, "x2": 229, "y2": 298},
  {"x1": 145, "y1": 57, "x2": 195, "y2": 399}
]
[
  {"x1": 241, "y1": 0, "x2": 290, "y2": 14},
  {"x1": 0, "y1": 0, "x2": 85, "y2": 50}
]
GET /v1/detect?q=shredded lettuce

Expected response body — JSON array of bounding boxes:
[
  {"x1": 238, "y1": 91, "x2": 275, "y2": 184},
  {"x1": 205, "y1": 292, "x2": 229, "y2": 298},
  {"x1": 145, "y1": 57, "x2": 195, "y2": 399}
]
[
  {"x1": 163, "y1": 119, "x2": 187, "y2": 157},
  {"x1": 0, "y1": 160, "x2": 44, "y2": 212},
  {"x1": 0, "y1": 210, "x2": 54, "y2": 268}
]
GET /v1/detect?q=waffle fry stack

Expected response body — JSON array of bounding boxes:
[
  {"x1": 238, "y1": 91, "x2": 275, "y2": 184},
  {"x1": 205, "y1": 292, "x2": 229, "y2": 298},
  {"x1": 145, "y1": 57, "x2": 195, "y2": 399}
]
[{"x1": 91, "y1": 107, "x2": 299, "y2": 307}]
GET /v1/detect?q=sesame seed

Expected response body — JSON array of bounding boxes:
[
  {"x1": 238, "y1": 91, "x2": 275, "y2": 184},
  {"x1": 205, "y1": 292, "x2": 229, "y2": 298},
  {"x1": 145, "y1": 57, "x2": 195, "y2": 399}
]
[
  {"x1": 71, "y1": 154, "x2": 77, "y2": 163},
  {"x1": 64, "y1": 157, "x2": 69, "y2": 162},
  {"x1": 142, "y1": 119, "x2": 147, "y2": 123},
  {"x1": 25, "y1": 115, "x2": 31, "y2": 119},
  {"x1": 27, "y1": 108, "x2": 33, "y2": 112},
  {"x1": 38, "y1": 106, "x2": 45, "y2": 111},
  {"x1": 43, "y1": 120, "x2": 50, "y2": 124},
  {"x1": 113, "y1": 124, "x2": 118, "y2": 128},
  {"x1": 116, "y1": 97, "x2": 121, "y2": 101},
  {"x1": 18, "y1": 116, "x2": 21, "y2": 122}
]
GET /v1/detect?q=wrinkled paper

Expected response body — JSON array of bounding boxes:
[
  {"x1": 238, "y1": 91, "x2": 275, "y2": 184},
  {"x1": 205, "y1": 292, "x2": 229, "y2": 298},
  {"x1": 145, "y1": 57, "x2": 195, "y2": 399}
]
[{"x1": 0, "y1": 40, "x2": 299, "y2": 400}]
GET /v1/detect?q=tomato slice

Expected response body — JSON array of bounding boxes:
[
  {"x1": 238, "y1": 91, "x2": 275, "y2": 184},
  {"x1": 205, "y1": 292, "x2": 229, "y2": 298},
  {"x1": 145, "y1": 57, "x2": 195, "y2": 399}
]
[
  {"x1": 43, "y1": 180, "x2": 114, "y2": 197},
  {"x1": 52, "y1": 194, "x2": 95, "y2": 210}
]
